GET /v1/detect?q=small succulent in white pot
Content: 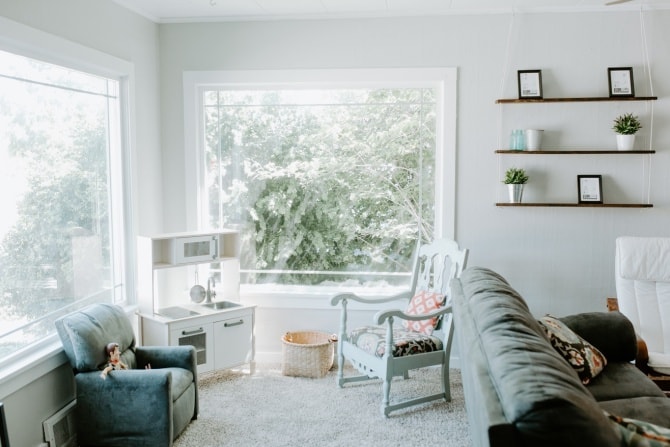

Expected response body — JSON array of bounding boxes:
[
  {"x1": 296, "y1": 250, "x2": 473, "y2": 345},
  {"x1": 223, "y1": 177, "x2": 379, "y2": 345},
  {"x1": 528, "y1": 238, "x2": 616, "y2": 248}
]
[
  {"x1": 503, "y1": 168, "x2": 528, "y2": 203},
  {"x1": 613, "y1": 113, "x2": 641, "y2": 150},
  {"x1": 503, "y1": 167, "x2": 529, "y2": 184},
  {"x1": 612, "y1": 113, "x2": 642, "y2": 135}
]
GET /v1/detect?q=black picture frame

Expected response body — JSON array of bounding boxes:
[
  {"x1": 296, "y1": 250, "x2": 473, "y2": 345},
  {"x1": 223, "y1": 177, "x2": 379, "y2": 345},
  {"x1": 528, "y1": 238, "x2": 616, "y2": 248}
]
[
  {"x1": 0, "y1": 402, "x2": 9, "y2": 447},
  {"x1": 578, "y1": 175, "x2": 603, "y2": 204},
  {"x1": 518, "y1": 70, "x2": 543, "y2": 99},
  {"x1": 608, "y1": 67, "x2": 635, "y2": 97}
]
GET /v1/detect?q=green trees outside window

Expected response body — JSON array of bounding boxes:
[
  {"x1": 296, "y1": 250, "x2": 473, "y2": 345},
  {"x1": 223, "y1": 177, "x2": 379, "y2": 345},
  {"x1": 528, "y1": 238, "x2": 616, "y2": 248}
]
[
  {"x1": 0, "y1": 49, "x2": 125, "y2": 360},
  {"x1": 203, "y1": 88, "x2": 437, "y2": 288}
]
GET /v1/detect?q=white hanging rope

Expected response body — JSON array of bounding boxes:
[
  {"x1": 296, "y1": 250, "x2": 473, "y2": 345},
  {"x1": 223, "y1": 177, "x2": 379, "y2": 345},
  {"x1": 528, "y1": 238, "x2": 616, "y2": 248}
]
[
  {"x1": 496, "y1": 13, "x2": 516, "y2": 203},
  {"x1": 638, "y1": 7, "x2": 653, "y2": 204},
  {"x1": 499, "y1": 12, "x2": 517, "y2": 100}
]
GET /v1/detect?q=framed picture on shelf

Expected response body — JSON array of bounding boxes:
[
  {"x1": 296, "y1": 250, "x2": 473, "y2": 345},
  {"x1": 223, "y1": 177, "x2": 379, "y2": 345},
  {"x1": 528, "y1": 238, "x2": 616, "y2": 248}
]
[
  {"x1": 608, "y1": 67, "x2": 635, "y2": 97},
  {"x1": 578, "y1": 175, "x2": 603, "y2": 204},
  {"x1": 517, "y1": 70, "x2": 543, "y2": 99}
]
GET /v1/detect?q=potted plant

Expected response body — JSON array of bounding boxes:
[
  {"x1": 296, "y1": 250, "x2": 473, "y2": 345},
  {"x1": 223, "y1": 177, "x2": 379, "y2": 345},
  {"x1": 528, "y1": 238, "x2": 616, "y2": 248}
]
[
  {"x1": 503, "y1": 167, "x2": 529, "y2": 203},
  {"x1": 612, "y1": 113, "x2": 642, "y2": 151}
]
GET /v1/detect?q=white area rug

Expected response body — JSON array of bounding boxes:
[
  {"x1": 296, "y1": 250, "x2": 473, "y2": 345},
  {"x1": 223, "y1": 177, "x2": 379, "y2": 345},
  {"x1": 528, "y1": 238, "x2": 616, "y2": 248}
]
[{"x1": 174, "y1": 364, "x2": 471, "y2": 447}]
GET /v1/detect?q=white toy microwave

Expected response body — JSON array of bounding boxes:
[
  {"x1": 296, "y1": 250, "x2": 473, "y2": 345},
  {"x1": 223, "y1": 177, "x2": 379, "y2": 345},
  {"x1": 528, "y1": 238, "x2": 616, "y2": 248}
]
[{"x1": 170, "y1": 234, "x2": 219, "y2": 264}]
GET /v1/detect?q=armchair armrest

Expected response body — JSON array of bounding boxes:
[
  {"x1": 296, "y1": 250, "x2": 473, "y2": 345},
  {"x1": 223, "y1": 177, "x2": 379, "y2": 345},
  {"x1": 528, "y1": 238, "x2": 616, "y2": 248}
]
[
  {"x1": 559, "y1": 311, "x2": 637, "y2": 362},
  {"x1": 75, "y1": 369, "x2": 173, "y2": 446},
  {"x1": 136, "y1": 345, "x2": 197, "y2": 373}
]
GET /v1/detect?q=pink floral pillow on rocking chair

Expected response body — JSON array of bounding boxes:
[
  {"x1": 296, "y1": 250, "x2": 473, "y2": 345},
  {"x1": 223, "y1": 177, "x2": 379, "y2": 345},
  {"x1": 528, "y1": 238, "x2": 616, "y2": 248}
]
[{"x1": 402, "y1": 290, "x2": 446, "y2": 335}]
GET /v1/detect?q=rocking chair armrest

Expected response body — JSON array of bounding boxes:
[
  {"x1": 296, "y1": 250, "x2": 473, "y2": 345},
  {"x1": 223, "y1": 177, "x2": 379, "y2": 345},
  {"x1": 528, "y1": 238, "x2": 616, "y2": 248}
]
[
  {"x1": 374, "y1": 305, "x2": 453, "y2": 325},
  {"x1": 330, "y1": 290, "x2": 413, "y2": 307}
]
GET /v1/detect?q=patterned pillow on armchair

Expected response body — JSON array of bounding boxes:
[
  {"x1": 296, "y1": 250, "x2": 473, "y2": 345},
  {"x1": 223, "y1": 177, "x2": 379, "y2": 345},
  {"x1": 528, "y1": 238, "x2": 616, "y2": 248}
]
[{"x1": 402, "y1": 290, "x2": 446, "y2": 335}]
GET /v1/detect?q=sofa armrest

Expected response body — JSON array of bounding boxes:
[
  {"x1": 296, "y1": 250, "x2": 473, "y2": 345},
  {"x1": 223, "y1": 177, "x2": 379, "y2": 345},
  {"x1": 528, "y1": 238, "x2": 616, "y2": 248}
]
[
  {"x1": 559, "y1": 311, "x2": 637, "y2": 362},
  {"x1": 136, "y1": 345, "x2": 197, "y2": 373}
]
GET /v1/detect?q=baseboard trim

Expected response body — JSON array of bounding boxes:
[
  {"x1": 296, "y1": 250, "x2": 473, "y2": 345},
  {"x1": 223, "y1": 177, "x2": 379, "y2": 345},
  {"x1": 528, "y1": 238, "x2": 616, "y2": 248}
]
[{"x1": 254, "y1": 351, "x2": 461, "y2": 370}]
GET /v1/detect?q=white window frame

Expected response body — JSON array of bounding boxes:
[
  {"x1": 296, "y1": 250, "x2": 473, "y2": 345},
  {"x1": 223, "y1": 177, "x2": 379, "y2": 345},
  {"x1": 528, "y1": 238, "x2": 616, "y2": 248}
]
[
  {"x1": 183, "y1": 68, "x2": 457, "y2": 305},
  {"x1": 0, "y1": 16, "x2": 136, "y2": 396}
]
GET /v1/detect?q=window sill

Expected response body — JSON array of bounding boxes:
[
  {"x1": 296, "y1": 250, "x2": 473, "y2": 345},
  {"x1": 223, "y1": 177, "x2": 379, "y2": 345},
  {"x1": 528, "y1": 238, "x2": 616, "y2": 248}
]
[
  {"x1": 0, "y1": 304, "x2": 138, "y2": 398},
  {"x1": 239, "y1": 284, "x2": 409, "y2": 310},
  {"x1": 0, "y1": 337, "x2": 68, "y2": 398}
]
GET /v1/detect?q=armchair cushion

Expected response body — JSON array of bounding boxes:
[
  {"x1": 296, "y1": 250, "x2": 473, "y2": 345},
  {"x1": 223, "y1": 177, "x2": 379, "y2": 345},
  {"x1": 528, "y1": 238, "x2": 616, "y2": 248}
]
[
  {"x1": 402, "y1": 290, "x2": 445, "y2": 335},
  {"x1": 538, "y1": 315, "x2": 607, "y2": 385},
  {"x1": 55, "y1": 303, "x2": 136, "y2": 373},
  {"x1": 348, "y1": 325, "x2": 443, "y2": 358}
]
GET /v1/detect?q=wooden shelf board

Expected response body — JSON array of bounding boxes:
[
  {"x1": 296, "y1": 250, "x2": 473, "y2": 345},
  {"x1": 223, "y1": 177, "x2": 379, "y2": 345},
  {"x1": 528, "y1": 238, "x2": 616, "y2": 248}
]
[
  {"x1": 496, "y1": 203, "x2": 653, "y2": 208},
  {"x1": 495, "y1": 150, "x2": 655, "y2": 154},
  {"x1": 496, "y1": 96, "x2": 658, "y2": 104}
]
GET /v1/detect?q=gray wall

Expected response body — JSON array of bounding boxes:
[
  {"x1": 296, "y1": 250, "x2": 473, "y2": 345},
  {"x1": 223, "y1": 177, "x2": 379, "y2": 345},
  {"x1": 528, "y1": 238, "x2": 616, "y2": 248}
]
[
  {"x1": 1, "y1": 2, "x2": 670, "y2": 445},
  {"x1": 158, "y1": 12, "x2": 670, "y2": 357}
]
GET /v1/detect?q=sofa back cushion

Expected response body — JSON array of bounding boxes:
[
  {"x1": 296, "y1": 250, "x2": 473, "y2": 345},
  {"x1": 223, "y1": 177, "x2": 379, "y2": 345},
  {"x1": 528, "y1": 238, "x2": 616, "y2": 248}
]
[
  {"x1": 454, "y1": 267, "x2": 620, "y2": 446},
  {"x1": 55, "y1": 303, "x2": 136, "y2": 373}
]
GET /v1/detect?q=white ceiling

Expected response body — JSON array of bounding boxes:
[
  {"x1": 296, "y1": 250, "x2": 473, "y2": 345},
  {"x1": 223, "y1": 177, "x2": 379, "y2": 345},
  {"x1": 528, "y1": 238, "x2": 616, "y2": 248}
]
[{"x1": 111, "y1": 0, "x2": 670, "y2": 23}]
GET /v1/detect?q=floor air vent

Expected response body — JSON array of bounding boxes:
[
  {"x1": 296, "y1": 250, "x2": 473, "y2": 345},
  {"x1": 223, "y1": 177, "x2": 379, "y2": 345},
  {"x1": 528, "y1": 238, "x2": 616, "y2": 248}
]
[{"x1": 43, "y1": 400, "x2": 77, "y2": 447}]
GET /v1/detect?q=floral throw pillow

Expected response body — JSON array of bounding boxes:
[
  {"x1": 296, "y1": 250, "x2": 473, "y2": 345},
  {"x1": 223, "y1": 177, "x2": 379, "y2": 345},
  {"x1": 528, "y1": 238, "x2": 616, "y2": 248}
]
[
  {"x1": 402, "y1": 290, "x2": 446, "y2": 335},
  {"x1": 538, "y1": 315, "x2": 607, "y2": 385},
  {"x1": 607, "y1": 411, "x2": 670, "y2": 446}
]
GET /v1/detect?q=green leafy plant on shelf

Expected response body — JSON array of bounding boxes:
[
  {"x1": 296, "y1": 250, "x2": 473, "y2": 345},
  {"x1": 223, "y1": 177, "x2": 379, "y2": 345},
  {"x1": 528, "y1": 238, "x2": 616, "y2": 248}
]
[
  {"x1": 612, "y1": 113, "x2": 642, "y2": 135},
  {"x1": 503, "y1": 167, "x2": 529, "y2": 184}
]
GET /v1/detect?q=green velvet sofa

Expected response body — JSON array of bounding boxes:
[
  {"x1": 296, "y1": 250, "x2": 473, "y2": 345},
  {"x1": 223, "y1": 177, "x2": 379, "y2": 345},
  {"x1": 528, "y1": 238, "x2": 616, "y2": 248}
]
[{"x1": 452, "y1": 267, "x2": 670, "y2": 447}]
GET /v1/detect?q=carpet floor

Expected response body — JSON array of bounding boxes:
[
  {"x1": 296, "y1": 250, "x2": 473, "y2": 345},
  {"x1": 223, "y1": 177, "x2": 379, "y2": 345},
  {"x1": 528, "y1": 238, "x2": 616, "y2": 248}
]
[{"x1": 174, "y1": 364, "x2": 471, "y2": 447}]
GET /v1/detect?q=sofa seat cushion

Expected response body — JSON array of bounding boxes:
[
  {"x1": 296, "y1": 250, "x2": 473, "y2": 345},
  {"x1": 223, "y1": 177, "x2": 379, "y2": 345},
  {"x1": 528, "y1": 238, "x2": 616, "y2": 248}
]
[
  {"x1": 588, "y1": 363, "x2": 666, "y2": 402},
  {"x1": 599, "y1": 397, "x2": 670, "y2": 430},
  {"x1": 348, "y1": 325, "x2": 442, "y2": 358}
]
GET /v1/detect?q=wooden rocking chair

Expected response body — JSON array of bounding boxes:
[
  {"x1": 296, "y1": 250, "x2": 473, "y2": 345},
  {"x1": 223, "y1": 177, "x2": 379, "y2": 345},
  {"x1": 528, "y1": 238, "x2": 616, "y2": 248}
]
[{"x1": 330, "y1": 239, "x2": 468, "y2": 417}]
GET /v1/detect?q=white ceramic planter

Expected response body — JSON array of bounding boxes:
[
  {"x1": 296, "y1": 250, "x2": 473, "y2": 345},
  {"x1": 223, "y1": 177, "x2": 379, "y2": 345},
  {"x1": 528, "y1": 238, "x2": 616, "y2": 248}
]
[
  {"x1": 508, "y1": 184, "x2": 524, "y2": 203},
  {"x1": 616, "y1": 134, "x2": 635, "y2": 151}
]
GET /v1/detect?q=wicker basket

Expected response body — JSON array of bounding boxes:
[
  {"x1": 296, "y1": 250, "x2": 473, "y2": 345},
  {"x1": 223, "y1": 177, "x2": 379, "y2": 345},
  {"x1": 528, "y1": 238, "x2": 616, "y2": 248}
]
[{"x1": 281, "y1": 331, "x2": 335, "y2": 378}]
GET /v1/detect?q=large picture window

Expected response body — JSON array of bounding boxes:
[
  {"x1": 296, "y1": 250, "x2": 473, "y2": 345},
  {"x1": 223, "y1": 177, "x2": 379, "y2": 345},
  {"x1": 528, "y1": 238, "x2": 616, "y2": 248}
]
[
  {"x1": 0, "y1": 48, "x2": 129, "y2": 364},
  {"x1": 186, "y1": 69, "x2": 456, "y2": 295}
]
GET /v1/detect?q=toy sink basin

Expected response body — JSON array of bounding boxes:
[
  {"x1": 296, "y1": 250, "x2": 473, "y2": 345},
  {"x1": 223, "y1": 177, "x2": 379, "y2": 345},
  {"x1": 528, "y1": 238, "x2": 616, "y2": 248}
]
[{"x1": 201, "y1": 301, "x2": 241, "y2": 310}]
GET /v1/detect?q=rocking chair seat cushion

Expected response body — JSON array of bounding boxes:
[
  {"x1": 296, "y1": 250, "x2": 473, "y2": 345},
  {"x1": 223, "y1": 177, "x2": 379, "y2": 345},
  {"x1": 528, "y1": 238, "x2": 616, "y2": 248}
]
[{"x1": 348, "y1": 325, "x2": 443, "y2": 358}]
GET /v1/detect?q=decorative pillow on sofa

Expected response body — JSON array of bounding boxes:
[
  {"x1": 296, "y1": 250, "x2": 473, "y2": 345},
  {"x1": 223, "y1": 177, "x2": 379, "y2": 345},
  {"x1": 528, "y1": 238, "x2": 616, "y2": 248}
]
[
  {"x1": 607, "y1": 411, "x2": 670, "y2": 446},
  {"x1": 538, "y1": 315, "x2": 607, "y2": 385},
  {"x1": 402, "y1": 290, "x2": 446, "y2": 335}
]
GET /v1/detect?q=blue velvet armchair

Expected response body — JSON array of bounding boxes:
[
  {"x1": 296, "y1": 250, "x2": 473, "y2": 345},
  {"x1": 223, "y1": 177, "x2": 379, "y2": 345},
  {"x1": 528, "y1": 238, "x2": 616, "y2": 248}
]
[{"x1": 55, "y1": 303, "x2": 198, "y2": 447}]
